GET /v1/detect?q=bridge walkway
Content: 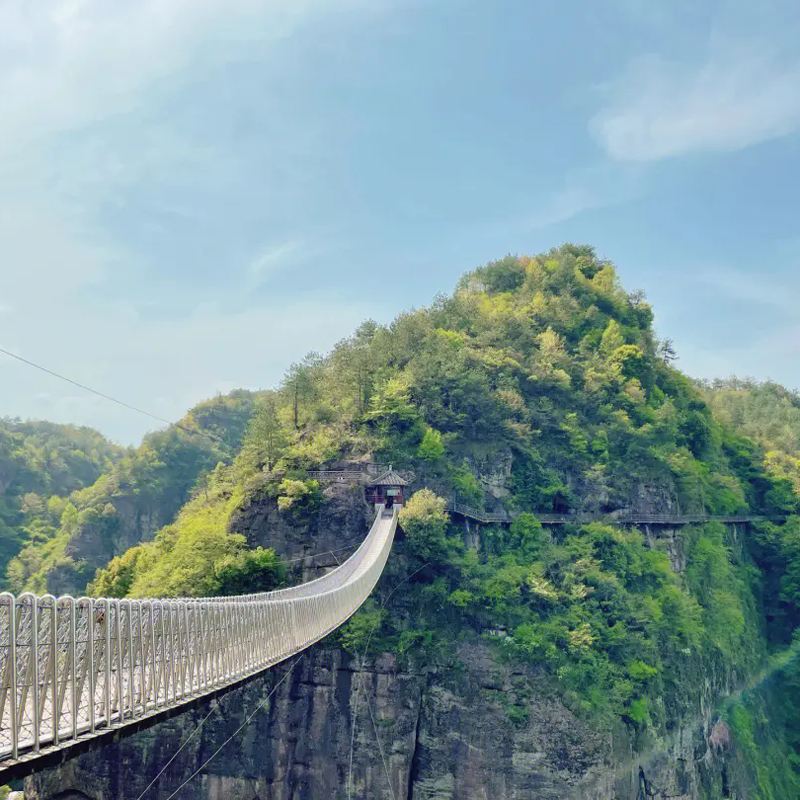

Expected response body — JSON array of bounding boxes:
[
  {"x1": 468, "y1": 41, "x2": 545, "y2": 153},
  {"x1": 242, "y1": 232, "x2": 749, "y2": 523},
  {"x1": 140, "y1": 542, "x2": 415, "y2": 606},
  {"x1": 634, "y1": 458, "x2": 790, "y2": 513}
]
[{"x1": 0, "y1": 506, "x2": 398, "y2": 779}]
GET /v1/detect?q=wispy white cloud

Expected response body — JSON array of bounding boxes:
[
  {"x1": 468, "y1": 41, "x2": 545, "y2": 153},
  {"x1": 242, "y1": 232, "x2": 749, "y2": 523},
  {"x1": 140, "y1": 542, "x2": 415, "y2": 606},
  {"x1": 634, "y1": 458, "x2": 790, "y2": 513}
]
[
  {"x1": 524, "y1": 162, "x2": 643, "y2": 228},
  {"x1": 0, "y1": 0, "x2": 370, "y2": 160},
  {"x1": 695, "y1": 266, "x2": 800, "y2": 315},
  {"x1": 246, "y1": 238, "x2": 331, "y2": 289},
  {"x1": 663, "y1": 257, "x2": 800, "y2": 387},
  {"x1": 592, "y1": 22, "x2": 800, "y2": 161},
  {"x1": 248, "y1": 240, "x2": 304, "y2": 284},
  {"x1": 0, "y1": 0, "x2": 386, "y2": 442}
]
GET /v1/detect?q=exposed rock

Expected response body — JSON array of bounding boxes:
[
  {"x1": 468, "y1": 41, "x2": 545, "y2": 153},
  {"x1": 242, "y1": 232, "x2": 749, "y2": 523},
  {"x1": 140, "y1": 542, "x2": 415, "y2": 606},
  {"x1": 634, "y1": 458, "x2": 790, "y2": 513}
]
[
  {"x1": 48, "y1": 498, "x2": 170, "y2": 596},
  {"x1": 640, "y1": 524, "x2": 687, "y2": 573},
  {"x1": 461, "y1": 447, "x2": 513, "y2": 502},
  {"x1": 25, "y1": 645, "x2": 606, "y2": 800},
  {"x1": 230, "y1": 481, "x2": 372, "y2": 582},
  {"x1": 24, "y1": 642, "x2": 745, "y2": 800}
]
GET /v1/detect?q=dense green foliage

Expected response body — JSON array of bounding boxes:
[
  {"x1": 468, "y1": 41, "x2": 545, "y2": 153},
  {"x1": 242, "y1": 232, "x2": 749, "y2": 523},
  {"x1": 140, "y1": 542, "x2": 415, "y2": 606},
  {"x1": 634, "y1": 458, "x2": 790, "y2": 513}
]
[
  {"x1": 9, "y1": 246, "x2": 800, "y2": 795},
  {"x1": 4, "y1": 391, "x2": 261, "y2": 593},
  {"x1": 704, "y1": 378, "x2": 800, "y2": 495},
  {"x1": 0, "y1": 419, "x2": 124, "y2": 583}
]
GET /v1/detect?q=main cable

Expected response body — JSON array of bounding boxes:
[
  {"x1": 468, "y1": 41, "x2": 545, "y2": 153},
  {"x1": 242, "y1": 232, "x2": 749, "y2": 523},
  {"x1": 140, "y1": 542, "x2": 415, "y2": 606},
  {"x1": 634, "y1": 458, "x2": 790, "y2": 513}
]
[
  {"x1": 133, "y1": 698, "x2": 223, "y2": 800},
  {"x1": 158, "y1": 656, "x2": 302, "y2": 800},
  {"x1": 0, "y1": 346, "x2": 221, "y2": 445},
  {"x1": 347, "y1": 562, "x2": 429, "y2": 800}
]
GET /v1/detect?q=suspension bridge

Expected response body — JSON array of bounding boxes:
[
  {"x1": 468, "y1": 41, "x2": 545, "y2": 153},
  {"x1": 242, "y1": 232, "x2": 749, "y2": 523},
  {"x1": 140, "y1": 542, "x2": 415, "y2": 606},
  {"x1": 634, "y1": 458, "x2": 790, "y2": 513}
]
[{"x1": 0, "y1": 505, "x2": 399, "y2": 781}]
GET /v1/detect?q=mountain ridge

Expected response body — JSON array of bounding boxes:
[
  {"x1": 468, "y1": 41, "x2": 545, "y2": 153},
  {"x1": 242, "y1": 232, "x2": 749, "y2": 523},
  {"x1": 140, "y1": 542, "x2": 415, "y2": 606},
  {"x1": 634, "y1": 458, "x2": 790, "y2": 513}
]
[{"x1": 7, "y1": 245, "x2": 800, "y2": 799}]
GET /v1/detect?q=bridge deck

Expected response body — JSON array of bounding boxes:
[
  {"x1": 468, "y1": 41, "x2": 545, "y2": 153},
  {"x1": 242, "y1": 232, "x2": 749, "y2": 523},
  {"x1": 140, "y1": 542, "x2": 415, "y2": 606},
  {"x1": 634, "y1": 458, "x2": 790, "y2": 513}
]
[{"x1": 0, "y1": 507, "x2": 398, "y2": 779}]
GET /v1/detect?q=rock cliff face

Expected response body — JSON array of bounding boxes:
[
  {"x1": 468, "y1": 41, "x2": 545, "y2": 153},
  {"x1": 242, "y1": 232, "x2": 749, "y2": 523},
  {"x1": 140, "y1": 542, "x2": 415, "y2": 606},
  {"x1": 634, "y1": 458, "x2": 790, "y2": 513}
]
[
  {"x1": 24, "y1": 645, "x2": 742, "y2": 800},
  {"x1": 21, "y1": 483, "x2": 753, "y2": 799},
  {"x1": 230, "y1": 480, "x2": 373, "y2": 582}
]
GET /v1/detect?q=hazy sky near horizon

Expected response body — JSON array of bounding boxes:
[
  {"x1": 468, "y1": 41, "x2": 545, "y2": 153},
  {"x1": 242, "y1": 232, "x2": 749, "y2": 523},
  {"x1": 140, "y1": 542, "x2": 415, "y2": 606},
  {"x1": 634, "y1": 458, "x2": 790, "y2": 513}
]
[{"x1": 1, "y1": 0, "x2": 799, "y2": 444}]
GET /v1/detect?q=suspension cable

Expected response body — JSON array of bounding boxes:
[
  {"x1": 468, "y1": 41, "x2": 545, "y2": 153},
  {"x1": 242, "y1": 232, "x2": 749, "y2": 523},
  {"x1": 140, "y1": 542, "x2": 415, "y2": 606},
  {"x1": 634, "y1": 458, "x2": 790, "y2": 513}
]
[
  {"x1": 0, "y1": 346, "x2": 222, "y2": 445},
  {"x1": 157, "y1": 656, "x2": 302, "y2": 800},
  {"x1": 133, "y1": 699, "x2": 223, "y2": 800},
  {"x1": 347, "y1": 563, "x2": 429, "y2": 800}
]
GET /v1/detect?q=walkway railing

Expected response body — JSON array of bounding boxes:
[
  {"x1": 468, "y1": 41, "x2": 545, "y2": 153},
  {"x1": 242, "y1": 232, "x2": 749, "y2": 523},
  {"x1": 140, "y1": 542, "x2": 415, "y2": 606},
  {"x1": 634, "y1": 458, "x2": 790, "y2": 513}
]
[
  {"x1": 0, "y1": 506, "x2": 398, "y2": 768},
  {"x1": 307, "y1": 470, "x2": 366, "y2": 483},
  {"x1": 449, "y1": 500, "x2": 784, "y2": 527}
]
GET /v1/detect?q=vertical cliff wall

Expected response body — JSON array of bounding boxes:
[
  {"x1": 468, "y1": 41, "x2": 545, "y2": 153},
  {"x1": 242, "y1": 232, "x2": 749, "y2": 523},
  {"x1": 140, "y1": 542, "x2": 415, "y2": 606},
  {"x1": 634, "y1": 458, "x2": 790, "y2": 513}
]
[{"x1": 24, "y1": 643, "x2": 744, "y2": 800}]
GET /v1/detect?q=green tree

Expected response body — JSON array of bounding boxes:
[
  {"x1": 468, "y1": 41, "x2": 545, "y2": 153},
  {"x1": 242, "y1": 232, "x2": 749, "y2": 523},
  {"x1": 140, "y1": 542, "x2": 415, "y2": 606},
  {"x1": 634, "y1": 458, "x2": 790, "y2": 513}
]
[
  {"x1": 508, "y1": 512, "x2": 547, "y2": 558},
  {"x1": 245, "y1": 396, "x2": 288, "y2": 471},
  {"x1": 282, "y1": 353, "x2": 322, "y2": 428},
  {"x1": 399, "y1": 489, "x2": 452, "y2": 562},
  {"x1": 418, "y1": 427, "x2": 445, "y2": 462}
]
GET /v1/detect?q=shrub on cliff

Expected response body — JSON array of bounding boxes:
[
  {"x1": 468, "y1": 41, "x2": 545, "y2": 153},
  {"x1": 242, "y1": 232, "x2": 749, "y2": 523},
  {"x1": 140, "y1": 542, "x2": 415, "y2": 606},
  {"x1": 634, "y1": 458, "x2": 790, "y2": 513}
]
[{"x1": 399, "y1": 489, "x2": 452, "y2": 562}]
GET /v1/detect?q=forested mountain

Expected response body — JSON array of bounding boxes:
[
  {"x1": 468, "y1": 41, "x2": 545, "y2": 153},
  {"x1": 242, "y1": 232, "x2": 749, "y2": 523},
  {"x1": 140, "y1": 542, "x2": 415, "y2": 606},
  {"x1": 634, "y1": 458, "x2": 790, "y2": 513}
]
[
  {"x1": 84, "y1": 246, "x2": 800, "y2": 797},
  {"x1": 0, "y1": 419, "x2": 124, "y2": 582},
  {"x1": 704, "y1": 378, "x2": 800, "y2": 495},
  {"x1": 8, "y1": 247, "x2": 800, "y2": 798},
  {"x1": 3, "y1": 390, "x2": 263, "y2": 595}
]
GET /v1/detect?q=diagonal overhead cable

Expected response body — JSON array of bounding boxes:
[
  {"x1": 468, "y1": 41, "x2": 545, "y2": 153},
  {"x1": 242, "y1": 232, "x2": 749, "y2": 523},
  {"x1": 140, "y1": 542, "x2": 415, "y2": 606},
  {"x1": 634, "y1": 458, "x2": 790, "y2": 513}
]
[{"x1": 0, "y1": 345, "x2": 221, "y2": 444}]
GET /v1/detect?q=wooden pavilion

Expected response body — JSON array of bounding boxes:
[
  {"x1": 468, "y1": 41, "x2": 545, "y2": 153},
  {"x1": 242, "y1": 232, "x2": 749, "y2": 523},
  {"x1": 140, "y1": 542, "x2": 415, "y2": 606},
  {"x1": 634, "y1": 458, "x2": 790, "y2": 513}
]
[{"x1": 365, "y1": 467, "x2": 410, "y2": 510}]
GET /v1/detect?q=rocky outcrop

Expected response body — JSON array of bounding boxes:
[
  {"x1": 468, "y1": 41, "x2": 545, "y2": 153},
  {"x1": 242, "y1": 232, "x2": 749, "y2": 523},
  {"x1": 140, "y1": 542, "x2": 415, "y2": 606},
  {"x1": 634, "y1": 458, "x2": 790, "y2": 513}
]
[
  {"x1": 21, "y1": 473, "x2": 757, "y2": 799},
  {"x1": 230, "y1": 480, "x2": 372, "y2": 582},
  {"x1": 640, "y1": 525, "x2": 687, "y2": 573},
  {"x1": 462, "y1": 447, "x2": 514, "y2": 502},
  {"x1": 49, "y1": 498, "x2": 169, "y2": 597}
]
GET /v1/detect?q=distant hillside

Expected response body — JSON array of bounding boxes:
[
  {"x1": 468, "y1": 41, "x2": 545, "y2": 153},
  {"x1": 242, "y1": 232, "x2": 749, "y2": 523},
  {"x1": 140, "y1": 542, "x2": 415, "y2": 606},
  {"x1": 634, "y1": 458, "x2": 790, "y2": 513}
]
[
  {"x1": 0, "y1": 419, "x2": 124, "y2": 581},
  {"x1": 703, "y1": 378, "x2": 800, "y2": 495},
  {"x1": 3, "y1": 390, "x2": 263, "y2": 594}
]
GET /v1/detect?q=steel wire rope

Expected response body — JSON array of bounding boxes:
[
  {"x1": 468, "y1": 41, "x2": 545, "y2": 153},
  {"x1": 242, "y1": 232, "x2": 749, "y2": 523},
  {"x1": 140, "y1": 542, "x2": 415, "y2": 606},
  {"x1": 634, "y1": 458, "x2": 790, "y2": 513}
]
[
  {"x1": 133, "y1": 698, "x2": 223, "y2": 800},
  {"x1": 0, "y1": 346, "x2": 223, "y2": 446},
  {"x1": 346, "y1": 562, "x2": 429, "y2": 800},
  {"x1": 141, "y1": 656, "x2": 301, "y2": 800},
  {"x1": 365, "y1": 689, "x2": 396, "y2": 800},
  {"x1": 274, "y1": 540, "x2": 361, "y2": 567}
]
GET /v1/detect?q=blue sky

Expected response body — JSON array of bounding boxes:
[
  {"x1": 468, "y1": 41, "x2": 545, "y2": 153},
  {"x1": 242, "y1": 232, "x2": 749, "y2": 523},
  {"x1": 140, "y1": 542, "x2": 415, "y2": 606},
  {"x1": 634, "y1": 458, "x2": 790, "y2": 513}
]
[{"x1": 0, "y1": 0, "x2": 799, "y2": 444}]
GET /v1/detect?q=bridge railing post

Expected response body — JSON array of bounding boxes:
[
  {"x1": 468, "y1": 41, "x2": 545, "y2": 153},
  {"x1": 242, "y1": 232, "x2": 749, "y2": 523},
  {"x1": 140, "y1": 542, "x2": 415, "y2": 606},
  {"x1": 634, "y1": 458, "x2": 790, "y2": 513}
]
[
  {"x1": 16, "y1": 593, "x2": 35, "y2": 756},
  {"x1": 113, "y1": 600, "x2": 123, "y2": 719},
  {"x1": 75, "y1": 597, "x2": 93, "y2": 736},
  {"x1": 0, "y1": 594, "x2": 18, "y2": 761},
  {"x1": 136, "y1": 601, "x2": 146, "y2": 715},
  {"x1": 122, "y1": 599, "x2": 134, "y2": 720},
  {"x1": 0, "y1": 506, "x2": 398, "y2": 765},
  {"x1": 168, "y1": 601, "x2": 177, "y2": 705}
]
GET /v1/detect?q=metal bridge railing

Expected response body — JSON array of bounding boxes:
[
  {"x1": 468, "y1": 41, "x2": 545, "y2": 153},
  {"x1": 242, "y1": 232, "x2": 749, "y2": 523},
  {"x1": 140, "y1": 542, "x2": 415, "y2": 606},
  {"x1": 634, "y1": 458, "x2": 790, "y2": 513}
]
[{"x1": 0, "y1": 506, "x2": 398, "y2": 766}]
